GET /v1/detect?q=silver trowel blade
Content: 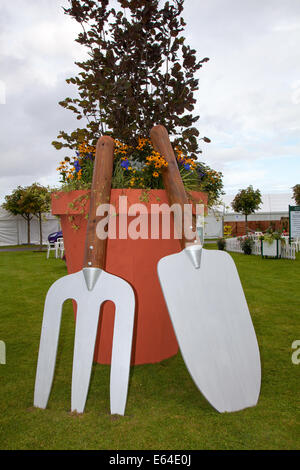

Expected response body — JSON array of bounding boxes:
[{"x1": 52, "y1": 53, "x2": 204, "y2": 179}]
[{"x1": 157, "y1": 248, "x2": 261, "y2": 413}]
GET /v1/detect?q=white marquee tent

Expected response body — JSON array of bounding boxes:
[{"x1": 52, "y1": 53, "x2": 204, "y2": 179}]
[
  {"x1": 0, "y1": 207, "x2": 61, "y2": 246},
  {"x1": 203, "y1": 193, "x2": 295, "y2": 238},
  {"x1": 223, "y1": 193, "x2": 294, "y2": 214},
  {"x1": 223, "y1": 193, "x2": 294, "y2": 223}
]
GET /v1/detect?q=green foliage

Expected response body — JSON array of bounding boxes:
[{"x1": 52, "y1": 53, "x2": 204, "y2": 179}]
[
  {"x1": 28, "y1": 183, "x2": 52, "y2": 247},
  {"x1": 54, "y1": 0, "x2": 210, "y2": 157},
  {"x1": 232, "y1": 185, "x2": 262, "y2": 233},
  {"x1": 260, "y1": 230, "x2": 283, "y2": 245},
  {"x1": 195, "y1": 162, "x2": 224, "y2": 206},
  {"x1": 111, "y1": 159, "x2": 131, "y2": 189},
  {"x1": 3, "y1": 184, "x2": 51, "y2": 217},
  {"x1": 28, "y1": 183, "x2": 51, "y2": 215},
  {"x1": 231, "y1": 185, "x2": 262, "y2": 216},
  {"x1": 217, "y1": 237, "x2": 226, "y2": 250},
  {"x1": 238, "y1": 236, "x2": 255, "y2": 255},
  {"x1": 3, "y1": 186, "x2": 35, "y2": 218},
  {"x1": 3, "y1": 184, "x2": 51, "y2": 245},
  {"x1": 292, "y1": 184, "x2": 300, "y2": 205}
]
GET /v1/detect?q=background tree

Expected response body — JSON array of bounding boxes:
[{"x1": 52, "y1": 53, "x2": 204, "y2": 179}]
[
  {"x1": 29, "y1": 183, "x2": 51, "y2": 249},
  {"x1": 3, "y1": 184, "x2": 51, "y2": 246},
  {"x1": 231, "y1": 185, "x2": 262, "y2": 234},
  {"x1": 292, "y1": 184, "x2": 300, "y2": 205},
  {"x1": 52, "y1": 0, "x2": 210, "y2": 159},
  {"x1": 3, "y1": 186, "x2": 36, "y2": 244}
]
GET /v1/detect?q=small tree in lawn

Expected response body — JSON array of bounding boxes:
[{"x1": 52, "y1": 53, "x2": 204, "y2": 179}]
[
  {"x1": 29, "y1": 183, "x2": 51, "y2": 249},
  {"x1": 231, "y1": 186, "x2": 262, "y2": 234},
  {"x1": 3, "y1": 186, "x2": 36, "y2": 244},
  {"x1": 3, "y1": 184, "x2": 51, "y2": 247},
  {"x1": 292, "y1": 184, "x2": 300, "y2": 205}
]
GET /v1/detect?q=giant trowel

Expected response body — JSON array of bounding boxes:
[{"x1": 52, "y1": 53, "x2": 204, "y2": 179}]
[{"x1": 150, "y1": 125, "x2": 261, "y2": 413}]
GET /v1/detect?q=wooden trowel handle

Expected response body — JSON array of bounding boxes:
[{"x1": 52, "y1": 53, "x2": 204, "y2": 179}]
[
  {"x1": 83, "y1": 135, "x2": 114, "y2": 270},
  {"x1": 150, "y1": 125, "x2": 198, "y2": 249}
]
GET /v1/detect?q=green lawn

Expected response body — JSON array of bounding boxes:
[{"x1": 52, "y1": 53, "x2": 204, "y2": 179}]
[
  {"x1": 0, "y1": 246, "x2": 299, "y2": 450},
  {"x1": 0, "y1": 244, "x2": 47, "y2": 250}
]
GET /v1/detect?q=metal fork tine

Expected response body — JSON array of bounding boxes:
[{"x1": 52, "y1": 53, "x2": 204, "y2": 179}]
[
  {"x1": 34, "y1": 278, "x2": 70, "y2": 409},
  {"x1": 71, "y1": 299, "x2": 100, "y2": 413},
  {"x1": 110, "y1": 285, "x2": 135, "y2": 415}
]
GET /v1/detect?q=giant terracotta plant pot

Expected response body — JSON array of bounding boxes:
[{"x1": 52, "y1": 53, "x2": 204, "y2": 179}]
[{"x1": 51, "y1": 188, "x2": 207, "y2": 365}]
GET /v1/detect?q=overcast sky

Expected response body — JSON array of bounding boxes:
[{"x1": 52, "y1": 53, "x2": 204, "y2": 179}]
[{"x1": 0, "y1": 0, "x2": 299, "y2": 204}]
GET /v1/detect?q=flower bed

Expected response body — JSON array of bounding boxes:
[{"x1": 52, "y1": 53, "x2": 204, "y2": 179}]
[{"x1": 55, "y1": 137, "x2": 223, "y2": 206}]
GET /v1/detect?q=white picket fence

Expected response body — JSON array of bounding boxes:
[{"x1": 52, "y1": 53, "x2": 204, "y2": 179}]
[
  {"x1": 225, "y1": 237, "x2": 297, "y2": 260},
  {"x1": 281, "y1": 243, "x2": 297, "y2": 260},
  {"x1": 225, "y1": 238, "x2": 247, "y2": 254}
]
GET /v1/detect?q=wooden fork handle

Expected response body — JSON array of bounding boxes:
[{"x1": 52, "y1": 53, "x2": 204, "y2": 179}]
[
  {"x1": 150, "y1": 125, "x2": 198, "y2": 249},
  {"x1": 83, "y1": 136, "x2": 114, "y2": 270}
]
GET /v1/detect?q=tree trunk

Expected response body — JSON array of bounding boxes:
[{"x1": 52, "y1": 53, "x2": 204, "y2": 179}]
[
  {"x1": 38, "y1": 212, "x2": 43, "y2": 249},
  {"x1": 245, "y1": 214, "x2": 248, "y2": 235},
  {"x1": 27, "y1": 215, "x2": 31, "y2": 244}
]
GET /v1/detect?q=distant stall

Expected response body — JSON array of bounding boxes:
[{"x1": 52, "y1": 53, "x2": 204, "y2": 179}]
[{"x1": 223, "y1": 193, "x2": 294, "y2": 237}]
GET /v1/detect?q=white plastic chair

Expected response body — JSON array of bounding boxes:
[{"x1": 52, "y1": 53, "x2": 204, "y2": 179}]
[
  {"x1": 55, "y1": 238, "x2": 64, "y2": 258},
  {"x1": 290, "y1": 237, "x2": 300, "y2": 253},
  {"x1": 46, "y1": 241, "x2": 57, "y2": 259}
]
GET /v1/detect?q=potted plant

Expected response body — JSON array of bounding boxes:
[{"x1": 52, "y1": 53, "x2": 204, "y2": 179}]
[
  {"x1": 50, "y1": 1, "x2": 225, "y2": 366},
  {"x1": 217, "y1": 237, "x2": 226, "y2": 250},
  {"x1": 52, "y1": 138, "x2": 215, "y2": 366},
  {"x1": 259, "y1": 231, "x2": 283, "y2": 258},
  {"x1": 238, "y1": 236, "x2": 255, "y2": 255}
]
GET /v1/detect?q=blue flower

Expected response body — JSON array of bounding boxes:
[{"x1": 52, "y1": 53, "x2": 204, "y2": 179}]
[
  {"x1": 73, "y1": 160, "x2": 81, "y2": 172},
  {"x1": 121, "y1": 159, "x2": 130, "y2": 170},
  {"x1": 184, "y1": 163, "x2": 191, "y2": 171}
]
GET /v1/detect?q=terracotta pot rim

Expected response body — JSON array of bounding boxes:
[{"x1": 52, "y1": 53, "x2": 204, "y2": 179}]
[{"x1": 51, "y1": 188, "x2": 208, "y2": 216}]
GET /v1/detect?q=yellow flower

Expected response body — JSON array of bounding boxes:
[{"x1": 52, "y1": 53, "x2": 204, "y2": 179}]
[{"x1": 153, "y1": 171, "x2": 159, "y2": 178}]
